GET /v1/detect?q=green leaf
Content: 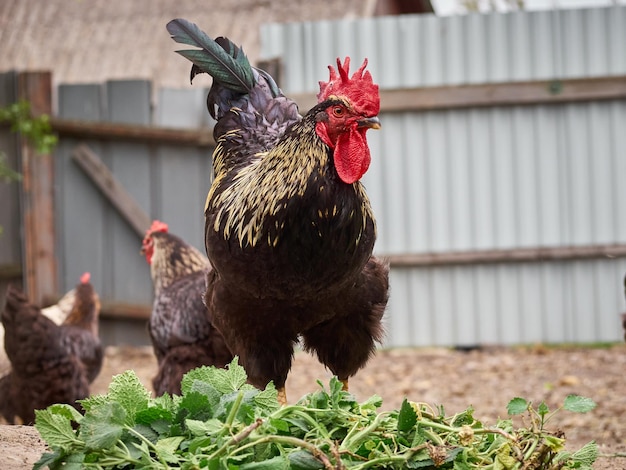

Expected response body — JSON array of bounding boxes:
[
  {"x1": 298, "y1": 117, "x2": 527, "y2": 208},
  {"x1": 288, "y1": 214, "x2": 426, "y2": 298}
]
[
  {"x1": 537, "y1": 401, "x2": 549, "y2": 417},
  {"x1": 33, "y1": 450, "x2": 63, "y2": 470},
  {"x1": 211, "y1": 357, "x2": 249, "y2": 393},
  {"x1": 34, "y1": 408, "x2": 82, "y2": 450},
  {"x1": 495, "y1": 443, "x2": 517, "y2": 469},
  {"x1": 45, "y1": 403, "x2": 84, "y2": 424},
  {"x1": 78, "y1": 394, "x2": 109, "y2": 412},
  {"x1": 79, "y1": 402, "x2": 126, "y2": 449},
  {"x1": 506, "y1": 397, "x2": 529, "y2": 415},
  {"x1": 268, "y1": 418, "x2": 291, "y2": 434},
  {"x1": 186, "y1": 418, "x2": 224, "y2": 436},
  {"x1": 398, "y1": 399, "x2": 418, "y2": 433},
  {"x1": 239, "y1": 455, "x2": 289, "y2": 469},
  {"x1": 563, "y1": 395, "x2": 597, "y2": 413},
  {"x1": 181, "y1": 358, "x2": 249, "y2": 396},
  {"x1": 107, "y1": 370, "x2": 151, "y2": 424},
  {"x1": 135, "y1": 406, "x2": 173, "y2": 428},
  {"x1": 254, "y1": 381, "x2": 280, "y2": 415},
  {"x1": 132, "y1": 423, "x2": 159, "y2": 443},
  {"x1": 451, "y1": 406, "x2": 475, "y2": 427},
  {"x1": 181, "y1": 365, "x2": 218, "y2": 395},
  {"x1": 288, "y1": 450, "x2": 325, "y2": 470},
  {"x1": 544, "y1": 435, "x2": 565, "y2": 452},
  {"x1": 176, "y1": 391, "x2": 212, "y2": 423},
  {"x1": 359, "y1": 394, "x2": 383, "y2": 413},
  {"x1": 155, "y1": 436, "x2": 185, "y2": 462},
  {"x1": 570, "y1": 441, "x2": 599, "y2": 466},
  {"x1": 154, "y1": 392, "x2": 177, "y2": 415}
]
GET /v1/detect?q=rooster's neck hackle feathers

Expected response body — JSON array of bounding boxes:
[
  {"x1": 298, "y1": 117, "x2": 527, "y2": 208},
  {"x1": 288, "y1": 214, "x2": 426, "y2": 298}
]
[
  {"x1": 207, "y1": 104, "x2": 374, "y2": 249},
  {"x1": 150, "y1": 232, "x2": 209, "y2": 294}
]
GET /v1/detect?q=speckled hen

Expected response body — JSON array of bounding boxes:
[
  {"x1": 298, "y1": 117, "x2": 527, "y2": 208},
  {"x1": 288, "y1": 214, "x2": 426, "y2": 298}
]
[{"x1": 141, "y1": 221, "x2": 233, "y2": 395}]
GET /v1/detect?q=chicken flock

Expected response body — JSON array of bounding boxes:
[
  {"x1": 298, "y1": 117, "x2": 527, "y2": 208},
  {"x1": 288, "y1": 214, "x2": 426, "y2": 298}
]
[
  {"x1": 0, "y1": 15, "x2": 389, "y2": 423},
  {"x1": 3, "y1": 16, "x2": 626, "y2": 426}
]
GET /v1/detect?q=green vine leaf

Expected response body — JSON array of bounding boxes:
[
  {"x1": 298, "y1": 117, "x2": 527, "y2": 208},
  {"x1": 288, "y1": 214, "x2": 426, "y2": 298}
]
[
  {"x1": 506, "y1": 397, "x2": 529, "y2": 416},
  {"x1": 563, "y1": 395, "x2": 597, "y2": 413}
]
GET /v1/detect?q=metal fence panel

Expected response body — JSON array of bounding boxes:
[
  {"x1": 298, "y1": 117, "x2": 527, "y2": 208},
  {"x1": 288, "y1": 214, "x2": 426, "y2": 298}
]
[
  {"x1": 261, "y1": 6, "x2": 626, "y2": 91},
  {"x1": 261, "y1": 6, "x2": 626, "y2": 347},
  {"x1": 55, "y1": 81, "x2": 213, "y2": 344}
]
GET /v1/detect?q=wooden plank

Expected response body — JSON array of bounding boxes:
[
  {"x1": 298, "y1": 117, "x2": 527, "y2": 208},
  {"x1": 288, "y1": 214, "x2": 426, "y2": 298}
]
[
  {"x1": 48, "y1": 76, "x2": 626, "y2": 146},
  {"x1": 0, "y1": 264, "x2": 22, "y2": 280},
  {"x1": 52, "y1": 118, "x2": 215, "y2": 147},
  {"x1": 387, "y1": 244, "x2": 626, "y2": 267},
  {"x1": 17, "y1": 71, "x2": 57, "y2": 306},
  {"x1": 100, "y1": 301, "x2": 151, "y2": 320},
  {"x1": 291, "y1": 75, "x2": 626, "y2": 113},
  {"x1": 71, "y1": 144, "x2": 151, "y2": 238}
]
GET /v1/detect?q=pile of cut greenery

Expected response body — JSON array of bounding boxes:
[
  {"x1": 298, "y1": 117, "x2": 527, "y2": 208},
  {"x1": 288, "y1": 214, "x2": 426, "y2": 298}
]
[{"x1": 35, "y1": 358, "x2": 597, "y2": 469}]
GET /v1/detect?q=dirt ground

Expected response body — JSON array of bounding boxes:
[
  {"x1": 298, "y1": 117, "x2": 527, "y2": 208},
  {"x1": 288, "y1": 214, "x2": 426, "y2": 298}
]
[{"x1": 2, "y1": 343, "x2": 625, "y2": 469}]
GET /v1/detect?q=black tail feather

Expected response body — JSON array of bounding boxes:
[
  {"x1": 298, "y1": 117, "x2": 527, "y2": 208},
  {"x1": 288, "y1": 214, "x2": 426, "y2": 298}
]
[{"x1": 167, "y1": 18, "x2": 254, "y2": 93}]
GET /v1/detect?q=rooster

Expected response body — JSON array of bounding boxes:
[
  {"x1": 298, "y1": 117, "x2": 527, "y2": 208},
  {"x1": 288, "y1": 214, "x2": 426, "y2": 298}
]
[
  {"x1": 141, "y1": 220, "x2": 233, "y2": 395},
  {"x1": 168, "y1": 19, "x2": 389, "y2": 404},
  {"x1": 0, "y1": 273, "x2": 102, "y2": 424}
]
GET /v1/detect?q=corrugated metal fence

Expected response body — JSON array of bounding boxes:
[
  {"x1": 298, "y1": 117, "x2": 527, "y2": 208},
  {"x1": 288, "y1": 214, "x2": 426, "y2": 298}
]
[
  {"x1": 261, "y1": 5, "x2": 626, "y2": 346},
  {"x1": 1, "y1": 6, "x2": 625, "y2": 347}
]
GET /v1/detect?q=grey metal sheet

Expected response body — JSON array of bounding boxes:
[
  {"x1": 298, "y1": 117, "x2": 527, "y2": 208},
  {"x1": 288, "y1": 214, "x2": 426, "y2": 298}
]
[
  {"x1": 105, "y1": 81, "x2": 153, "y2": 305},
  {"x1": 56, "y1": 84, "x2": 108, "y2": 299}
]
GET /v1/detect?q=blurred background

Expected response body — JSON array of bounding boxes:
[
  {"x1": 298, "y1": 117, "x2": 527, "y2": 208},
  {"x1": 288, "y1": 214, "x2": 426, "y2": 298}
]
[{"x1": 1, "y1": 0, "x2": 625, "y2": 349}]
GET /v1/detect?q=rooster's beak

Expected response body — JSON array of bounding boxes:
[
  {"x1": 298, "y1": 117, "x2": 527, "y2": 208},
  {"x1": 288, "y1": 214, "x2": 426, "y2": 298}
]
[{"x1": 357, "y1": 116, "x2": 381, "y2": 130}]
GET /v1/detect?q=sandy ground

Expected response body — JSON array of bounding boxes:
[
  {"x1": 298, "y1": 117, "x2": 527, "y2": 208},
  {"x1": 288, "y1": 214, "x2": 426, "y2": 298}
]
[{"x1": 1, "y1": 343, "x2": 625, "y2": 469}]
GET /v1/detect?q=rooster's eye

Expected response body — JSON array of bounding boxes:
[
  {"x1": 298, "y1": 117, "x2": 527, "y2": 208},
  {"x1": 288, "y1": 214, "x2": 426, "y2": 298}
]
[{"x1": 332, "y1": 106, "x2": 344, "y2": 117}]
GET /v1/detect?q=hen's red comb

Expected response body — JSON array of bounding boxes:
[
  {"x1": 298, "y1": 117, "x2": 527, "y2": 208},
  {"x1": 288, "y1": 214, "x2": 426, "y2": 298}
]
[
  {"x1": 80, "y1": 272, "x2": 91, "y2": 284},
  {"x1": 317, "y1": 57, "x2": 380, "y2": 116},
  {"x1": 146, "y1": 220, "x2": 169, "y2": 236}
]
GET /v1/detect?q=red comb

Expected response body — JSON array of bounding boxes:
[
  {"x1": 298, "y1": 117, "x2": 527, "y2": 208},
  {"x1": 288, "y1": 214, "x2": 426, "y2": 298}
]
[
  {"x1": 146, "y1": 220, "x2": 169, "y2": 236},
  {"x1": 317, "y1": 57, "x2": 380, "y2": 116},
  {"x1": 80, "y1": 272, "x2": 91, "y2": 284}
]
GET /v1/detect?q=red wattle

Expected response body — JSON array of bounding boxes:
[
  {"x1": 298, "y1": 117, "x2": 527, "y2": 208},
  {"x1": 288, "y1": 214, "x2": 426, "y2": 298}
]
[{"x1": 333, "y1": 129, "x2": 371, "y2": 184}]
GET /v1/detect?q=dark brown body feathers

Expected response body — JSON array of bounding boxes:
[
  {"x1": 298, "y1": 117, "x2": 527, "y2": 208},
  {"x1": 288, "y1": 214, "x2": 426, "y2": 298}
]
[{"x1": 203, "y1": 79, "x2": 389, "y2": 392}]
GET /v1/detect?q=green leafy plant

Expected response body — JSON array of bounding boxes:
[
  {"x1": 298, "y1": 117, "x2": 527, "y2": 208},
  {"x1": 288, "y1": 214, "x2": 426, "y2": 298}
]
[
  {"x1": 0, "y1": 100, "x2": 58, "y2": 156},
  {"x1": 0, "y1": 100, "x2": 58, "y2": 235},
  {"x1": 35, "y1": 357, "x2": 598, "y2": 469}
]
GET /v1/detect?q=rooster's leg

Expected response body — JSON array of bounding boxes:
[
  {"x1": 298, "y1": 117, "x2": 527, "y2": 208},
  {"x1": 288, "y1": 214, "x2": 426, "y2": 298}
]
[
  {"x1": 340, "y1": 378, "x2": 349, "y2": 391},
  {"x1": 277, "y1": 387, "x2": 288, "y2": 406}
]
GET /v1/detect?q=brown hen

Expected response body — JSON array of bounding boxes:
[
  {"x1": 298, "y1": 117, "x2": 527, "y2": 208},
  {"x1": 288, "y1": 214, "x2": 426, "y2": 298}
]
[{"x1": 0, "y1": 273, "x2": 102, "y2": 424}]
